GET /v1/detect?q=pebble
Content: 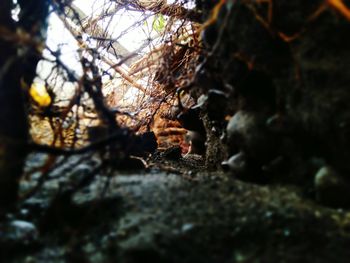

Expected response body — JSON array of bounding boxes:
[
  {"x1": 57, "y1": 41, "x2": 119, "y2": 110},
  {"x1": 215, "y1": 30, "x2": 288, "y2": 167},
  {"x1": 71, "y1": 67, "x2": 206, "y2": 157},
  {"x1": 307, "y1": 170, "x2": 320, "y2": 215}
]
[
  {"x1": 4, "y1": 220, "x2": 38, "y2": 243},
  {"x1": 181, "y1": 223, "x2": 195, "y2": 233},
  {"x1": 221, "y1": 152, "x2": 247, "y2": 176},
  {"x1": 226, "y1": 110, "x2": 273, "y2": 160},
  {"x1": 314, "y1": 166, "x2": 350, "y2": 208}
]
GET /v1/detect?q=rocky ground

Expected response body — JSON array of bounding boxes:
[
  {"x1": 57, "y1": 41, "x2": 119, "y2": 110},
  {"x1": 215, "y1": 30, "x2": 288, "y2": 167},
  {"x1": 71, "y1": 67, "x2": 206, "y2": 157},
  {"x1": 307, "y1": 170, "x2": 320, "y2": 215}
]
[
  {"x1": 1, "y1": 152, "x2": 350, "y2": 263},
  {"x1": 1, "y1": 1, "x2": 350, "y2": 262}
]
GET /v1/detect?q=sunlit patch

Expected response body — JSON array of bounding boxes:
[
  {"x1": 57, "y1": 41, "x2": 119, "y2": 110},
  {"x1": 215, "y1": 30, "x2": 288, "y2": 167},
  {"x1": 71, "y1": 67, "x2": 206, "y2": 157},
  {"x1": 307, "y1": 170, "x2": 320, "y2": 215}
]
[
  {"x1": 29, "y1": 0, "x2": 200, "y2": 151},
  {"x1": 29, "y1": 82, "x2": 51, "y2": 107}
]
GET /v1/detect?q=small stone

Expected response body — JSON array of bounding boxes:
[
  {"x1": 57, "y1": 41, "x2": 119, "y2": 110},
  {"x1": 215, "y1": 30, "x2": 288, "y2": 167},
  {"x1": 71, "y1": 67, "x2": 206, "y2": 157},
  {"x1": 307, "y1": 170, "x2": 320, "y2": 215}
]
[
  {"x1": 221, "y1": 152, "x2": 247, "y2": 176},
  {"x1": 235, "y1": 251, "x2": 249, "y2": 262},
  {"x1": 185, "y1": 131, "x2": 206, "y2": 155},
  {"x1": 265, "y1": 211, "x2": 273, "y2": 218},
  {"x1": 283, "y1": 228, "x2": 290, "y2": 237},
  {"x1": 24, "y1": 256, "x2": 35, "y2": 263},
  {"x1": 314, "y1": 210, "x2": 321, "y2": 218},
  {"x1": 70, "y1": 163, "x2": 93, "y2": 180},
  {"x1": 20, "y1": 209, "x2": 29, "y2": 216},
  {"x1": 226, "y1": 110, "x2": 274, "y2": 160},
  {"x1": 314, "y1": 166, "x2": 350, "y2": 208},
  {"x1": 266, "y1": 113, "x2": 291, "y2": 134},
  {"x1": 195, "y1": 94, "x2": 208, "y2": 109},
  {"x1": 8, "y1": 220, "x2": 38, "y2": 242},
  {"x1": 11, "y1": 219, "x2": 33, "y2": 227},
  {"x1": 181, "y1": 223, "x2": 194, "y2": 233},
  {"x1": 187, "y1": 170, "x2": 194, "y2": 176}
]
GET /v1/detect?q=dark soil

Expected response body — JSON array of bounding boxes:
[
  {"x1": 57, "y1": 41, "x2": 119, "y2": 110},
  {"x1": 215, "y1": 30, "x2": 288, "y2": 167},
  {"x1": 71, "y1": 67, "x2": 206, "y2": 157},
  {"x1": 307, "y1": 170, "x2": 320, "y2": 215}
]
[{"x1": 2, "y1": 152, "x2": 350, "y2": 263}]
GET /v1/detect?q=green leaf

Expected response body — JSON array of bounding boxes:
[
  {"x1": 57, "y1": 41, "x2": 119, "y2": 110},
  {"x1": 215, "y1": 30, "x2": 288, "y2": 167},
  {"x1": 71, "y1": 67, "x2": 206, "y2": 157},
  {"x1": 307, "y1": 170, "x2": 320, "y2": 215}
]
[{"x1": 152, "y1": 14, "x2": 166, "y2": 33}]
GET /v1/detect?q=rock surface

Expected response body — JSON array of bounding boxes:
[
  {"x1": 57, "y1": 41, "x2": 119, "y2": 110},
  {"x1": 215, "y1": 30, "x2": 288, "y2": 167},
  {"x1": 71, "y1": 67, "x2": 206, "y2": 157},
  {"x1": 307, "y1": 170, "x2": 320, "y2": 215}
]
[
  {"x1": 197, "y1": 0, "x2": 350, "y2": 186},
  {"x1": 2, "y1": 153, "x2": 350, "y2": 262}
]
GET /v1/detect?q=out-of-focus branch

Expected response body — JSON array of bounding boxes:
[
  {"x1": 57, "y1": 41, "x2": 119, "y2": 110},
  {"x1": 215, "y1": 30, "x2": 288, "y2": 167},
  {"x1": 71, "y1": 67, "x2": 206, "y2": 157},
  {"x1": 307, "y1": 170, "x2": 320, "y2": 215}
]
[
  {"x1": 65, "y1": 3, "x2": 141, "y2": 66},
  {"x1": 120, "y1": 0, "x2": 202, "y2": 22},
  {"x1": 54, "y1": 4, "x2": 151, "y2": 95}
]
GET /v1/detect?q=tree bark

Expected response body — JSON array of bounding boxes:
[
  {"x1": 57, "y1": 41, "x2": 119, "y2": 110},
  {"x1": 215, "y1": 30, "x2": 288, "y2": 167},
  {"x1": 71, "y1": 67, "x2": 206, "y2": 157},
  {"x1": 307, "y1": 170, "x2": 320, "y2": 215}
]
[{"x1": 0, "y1": 0, "x2": 49, "y2": 212}]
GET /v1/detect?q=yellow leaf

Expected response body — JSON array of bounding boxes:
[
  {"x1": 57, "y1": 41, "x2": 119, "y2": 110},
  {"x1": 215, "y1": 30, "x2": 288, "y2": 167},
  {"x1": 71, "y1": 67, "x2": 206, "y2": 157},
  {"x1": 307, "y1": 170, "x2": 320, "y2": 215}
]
[{"x1": 29, "y1": 82, "x2": 51, "y2": 107}]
